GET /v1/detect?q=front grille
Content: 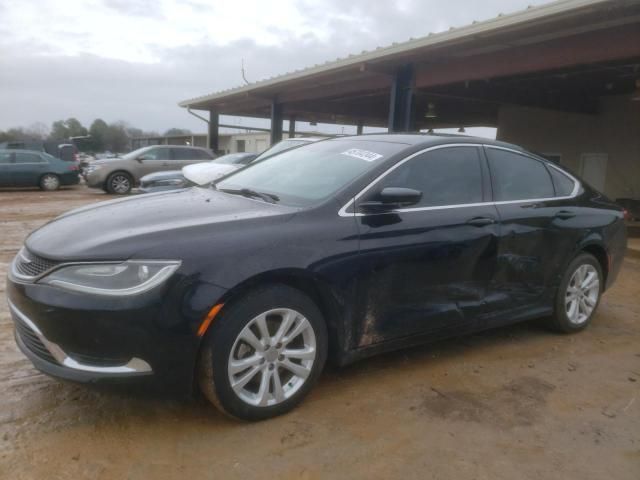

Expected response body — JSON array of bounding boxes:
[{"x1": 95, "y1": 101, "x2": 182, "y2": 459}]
[
  {"x1": 13, "y1": 317, "x2": 58, "y2": 364},
  {"x1": 14, "y1": 249, "x2": 60, "y2": 278}
]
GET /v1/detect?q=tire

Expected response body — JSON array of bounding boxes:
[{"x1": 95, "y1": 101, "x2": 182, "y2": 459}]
[
  {"x1": 547, "y1": 253, "x2": 603, "y2": 333},
  {"x1": 106, "y1": 172, "x2": 133, "y2": 194},
  {"x1": 39, "y1": 174, "x2": 60, "y2": 191},
  {"x1": 198, "y1": 285, "x2": 328, "y2": 421}
]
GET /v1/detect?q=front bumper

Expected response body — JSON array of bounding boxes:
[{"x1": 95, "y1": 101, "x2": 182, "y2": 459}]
[
  {"x1": 83, "y1": 170, "x2": 108, "y2": 188},
  {"x1": 10, "y1": 300, "x2": 152, "y2": 380},
  {"x1": 6, "y1": 273, "x2": 225, "y2": 393}
]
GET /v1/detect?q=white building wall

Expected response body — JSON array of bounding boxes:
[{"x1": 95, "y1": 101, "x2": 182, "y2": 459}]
[{"x1": 497, "y1": 95, "x2": 640, "y2": 200}]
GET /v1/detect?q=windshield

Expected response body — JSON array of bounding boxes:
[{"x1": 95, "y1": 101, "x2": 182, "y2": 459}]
[
  {"x1": 254, "y1": 139, "x2": 311, "y2": 161},
  {"x1": 216, "y1": 139, "x2": 406, "y2": 207},
  {"x1": 212, "y1": 153, "x2": 253, "y2": 165},
  {"x1": 120, "y1": 146, "x2": 151, "y2": 160}
]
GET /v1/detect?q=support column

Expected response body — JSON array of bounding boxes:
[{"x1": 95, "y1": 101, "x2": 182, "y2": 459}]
[
  {"x1": 270, "y1": 101, "x2": 284, "y2": 145},
  {"x1": 288, "y1": 116, "x2": 296, "y2": 139},
  {"x1": 208, "y1": 109, "x2": 219, "y2": 153},
  {"x1": 387, "y1": 64, "x2": 416, "y2": 133},
  {"x1": 357, "y1": 120, "x2": 364, "y2": 135}
]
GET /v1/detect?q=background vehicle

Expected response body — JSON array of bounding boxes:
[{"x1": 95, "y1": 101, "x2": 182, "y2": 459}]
[
  {"x1": 0, "y1": 141, "x2": 78, "y2": 162},
  {"x1": 255, "y1": 136, "x2": 325, "y2": 159},
  {"x1": 138, "y1": 137, "x2": 326, "y2": 194},
  {"x1": 0, "y1": 149, "x2": 80, "y2": 190},
  {"x1": 83, "y1": 145, "x2": 214, "y2": 194},
  {"x1": 139, "y1": 152, "x2": 257, "y2": 193},
  {"x1": 7, "y1": 135, "x2": 626, "y2": 421}
]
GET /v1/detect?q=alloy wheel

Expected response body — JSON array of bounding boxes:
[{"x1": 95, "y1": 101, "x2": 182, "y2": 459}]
[
  {"x1": 111, "y1": 175, "x2": 131, "y2": 194},
  {"x1": 42, "y1": 174, "x2": 59, "y2": 191},
  {"x1": 227, "y1": 308, "x2": 317, "y2": 407},
  {"x1": 565, "y1": 264, "x2": 600, "y2": 325}
]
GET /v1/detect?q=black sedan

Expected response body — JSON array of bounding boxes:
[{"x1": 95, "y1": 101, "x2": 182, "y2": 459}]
[{"x1": 7, "y1": 134, "x2": 626, "y2": 421}]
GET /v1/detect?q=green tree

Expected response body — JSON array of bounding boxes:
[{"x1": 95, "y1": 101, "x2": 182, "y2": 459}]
[
  {"x1": 164, "y1": 128, "x2": 191, "y2": 136},
  {"x1": 104, "y1": 122, "x2": 129, "y2": 153},
  {"x1": 89, "y1": 119, "x2": 109, "y2": 151},
  {"x1": 49, "y1": 118, "x2": 88, "y2": 140}
]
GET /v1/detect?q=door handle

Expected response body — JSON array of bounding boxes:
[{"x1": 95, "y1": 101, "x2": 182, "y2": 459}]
[
  {"x1": 466, "y1": 216, "x2": 496, "y2": 227},
  {"x1": 555, "y1": 210, "x2": 576, "y2": 219}
]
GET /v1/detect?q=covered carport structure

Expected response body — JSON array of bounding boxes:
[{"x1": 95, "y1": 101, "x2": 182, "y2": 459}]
[{"x1": 180, "y1": 0, "x2": 640, "y2": 200}]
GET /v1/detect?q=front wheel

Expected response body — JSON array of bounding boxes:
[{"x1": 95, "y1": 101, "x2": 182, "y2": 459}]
[
  {"x1": 106, "y1": 172, "x2": 133, "y2": 194},
  {"x1": 548, "y1": 253, "x2": 603, "y2": 333},
  {"x1": 198, "y1": 285, "x2": 328, "y2": 421}
]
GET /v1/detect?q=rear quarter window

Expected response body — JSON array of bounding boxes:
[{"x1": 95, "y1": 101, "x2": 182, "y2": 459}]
[{"x1": 547, "y1": 166, "x2": 576, "y2": 197}]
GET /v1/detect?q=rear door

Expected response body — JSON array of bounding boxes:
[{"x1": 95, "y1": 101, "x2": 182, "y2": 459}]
[
  {"x1": 485, "y1": 146, "x2": 581, "y2": 316},
  {"x1": 352, "y1": 145, "x2": 500, "y2": 346},
  {"x1": 13, "y1": 151, "x2": 48, "y2": 186}
]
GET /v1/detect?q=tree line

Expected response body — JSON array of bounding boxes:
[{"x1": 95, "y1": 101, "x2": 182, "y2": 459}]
[{"x1": 0, "y1": 119, "x2": 192, "y2": 153}]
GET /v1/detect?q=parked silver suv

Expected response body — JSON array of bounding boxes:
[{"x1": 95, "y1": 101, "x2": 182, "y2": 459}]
[{"x1": 83, "y1": 145, "x2": 215, "y2": 194}]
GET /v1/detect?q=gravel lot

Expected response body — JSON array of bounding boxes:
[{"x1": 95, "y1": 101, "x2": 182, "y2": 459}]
[{"x1": 1, "y1": 186, "x2": 638, "y2": 479}]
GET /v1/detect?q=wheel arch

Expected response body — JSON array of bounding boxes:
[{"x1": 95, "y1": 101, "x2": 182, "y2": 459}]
[
  {"x1": 200, "y1": 268, "x2": 348, "y2": 365},
  {"x1": 580, "y1": 243, "x2": 609, "y2": 284},
  {"x1": 38, "y1": 172, "x2": 60, "y2": 185}
]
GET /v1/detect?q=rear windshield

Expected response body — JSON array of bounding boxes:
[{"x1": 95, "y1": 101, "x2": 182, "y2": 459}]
[{"x1": 216, "y1": 139, "x2": 407, "y2": 207}]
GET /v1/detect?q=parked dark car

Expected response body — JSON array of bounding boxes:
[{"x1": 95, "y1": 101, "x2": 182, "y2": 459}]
[
  {"x1": 139, "y1": 152, "x2": 258, "y2": 193},
  {"x1": 0, "y1": 149, "x2": 80, "y2": 190},
  {"x1": 0, "y1": 141, "x2": 78, "y2": 162},
  {"x1": 7, "y1": 135, "x2": 626, "y2": 421}
]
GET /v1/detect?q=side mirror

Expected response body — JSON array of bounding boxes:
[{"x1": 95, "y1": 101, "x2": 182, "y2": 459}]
[
  {"x1": 136, "y1": 156, "x2": 145, "y2": 162},
  {"x1": 359, "y1": 187, "x2": 422, "y2": 212}
]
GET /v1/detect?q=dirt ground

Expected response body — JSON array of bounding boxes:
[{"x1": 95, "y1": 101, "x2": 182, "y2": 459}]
[{"x1": 0, "y1": 186, "x2": 638, "y2": 480}]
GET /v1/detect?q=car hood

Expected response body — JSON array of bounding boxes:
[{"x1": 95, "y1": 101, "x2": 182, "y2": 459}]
[
  {"x1": 25, "y1": 187, "x2": 297, "y2": 261},
  {"x1": 182, "y1": 163, "x2": 238, "y2": 185}
]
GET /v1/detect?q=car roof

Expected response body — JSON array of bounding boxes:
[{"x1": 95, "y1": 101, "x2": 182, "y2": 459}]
[
  {"x1": 1, "y1": 149, "x2": 44, "y2": 153},
  {"x1": 284, "y1": 136, "x2": 326, "y2": 143},
  {"x1": 329, "y1": 133, "x2": 525, "y2": 152},
  {"x1": 151, "y1": 145, "x2": 208, "y2": 149}
]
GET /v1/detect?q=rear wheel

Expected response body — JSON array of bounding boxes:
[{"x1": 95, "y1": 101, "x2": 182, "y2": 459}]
[
  {"x1": 198, "y1": 285, "x2": 328, "y2": 421},
  {"x1": 548, "y1": 253, "x2": 603, "y2": 333},
  {"x1": 39, "y1": 174, "x2": 60, "y2": 191},
  {"x1": 106, "y1": 172, "x2": 133, "y2": 194}
]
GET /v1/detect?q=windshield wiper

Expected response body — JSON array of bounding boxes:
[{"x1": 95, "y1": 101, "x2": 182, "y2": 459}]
[{"x1": 219, "y1": 188, "x2": 279, "y2": 204}]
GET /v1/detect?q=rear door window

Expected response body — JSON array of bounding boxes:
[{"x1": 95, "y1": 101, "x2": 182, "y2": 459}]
[
  {"x1": 0, "y1": 152, "x2": 13, "y2": 164},
  {"x1": 486, "y1": 148, "x2": 554, "y2": 201}
]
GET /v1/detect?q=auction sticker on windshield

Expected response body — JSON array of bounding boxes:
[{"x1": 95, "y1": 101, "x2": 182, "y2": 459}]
[{"x1": 341, "y1": 149, "x2": 383, "y2": 162}]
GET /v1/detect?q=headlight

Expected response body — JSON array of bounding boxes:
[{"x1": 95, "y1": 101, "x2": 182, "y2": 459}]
[
  {"x1": 39, "y1": 260, "x2": 181, "y2": 296},
  {"x1": 84, "y1": 165, "x2": 102, "y2": 173}
]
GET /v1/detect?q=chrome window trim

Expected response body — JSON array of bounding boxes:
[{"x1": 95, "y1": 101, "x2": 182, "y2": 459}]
[
  {"x1": 338, "y1": 143, "x2": 581, "y2": 217},
  {"x1": 8, "y1": 300, "x2": 152, "y2": 374}
]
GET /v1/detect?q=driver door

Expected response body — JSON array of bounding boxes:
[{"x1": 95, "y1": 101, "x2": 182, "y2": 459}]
[
  {"x1": 136, "y1": 147, "x2": 171, "y2": 177},
  {"x1": 352, "y1": 145, "x2": 500, "y2": 346}
]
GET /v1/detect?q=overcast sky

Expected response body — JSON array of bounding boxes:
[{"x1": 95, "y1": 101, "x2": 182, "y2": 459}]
[{"x1": 0, "y1": 0, "x2": 555, "y2": 135}]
